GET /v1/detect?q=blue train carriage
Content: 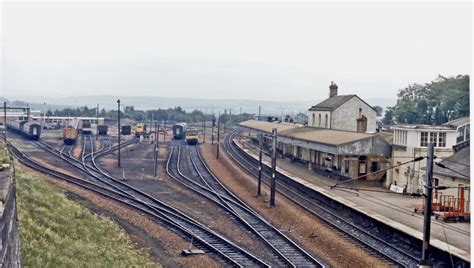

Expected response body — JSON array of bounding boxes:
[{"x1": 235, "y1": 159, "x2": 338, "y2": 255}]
[
  {"x1": 185, "y1": 127, "x2": 199, "y2": 145},
  {"x1": 81, "y1": 120, "x2": 92, "y2": 135},
  {"x1": 6, "y1": 120, "x2": 42, "y2": 140},
  {"x1": 172, "y1": 123, "x2": 187, "y2": 140}
]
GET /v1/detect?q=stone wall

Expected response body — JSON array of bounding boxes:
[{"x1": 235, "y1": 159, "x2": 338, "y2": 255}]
[{"x1": 0, "y1": 162, "x2": 21, "y2": 267}]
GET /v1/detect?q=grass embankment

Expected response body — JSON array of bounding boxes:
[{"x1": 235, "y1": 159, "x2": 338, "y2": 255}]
[{"x1": 16, "y1": 166, "x2": 159, "y2": 267}]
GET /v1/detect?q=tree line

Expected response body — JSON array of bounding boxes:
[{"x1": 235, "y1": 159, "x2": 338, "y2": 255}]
[
  {"x1": 383, "y1": 75, "x2": 469, "y2": 125},
  {"x1": 45, "y1": 106, "x2": 255, "y2": 125}
]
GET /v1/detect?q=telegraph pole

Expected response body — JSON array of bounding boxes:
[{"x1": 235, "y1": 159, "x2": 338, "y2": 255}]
[
  {"x1": 3, "y1": 102, "x2": 7, "y2": 143},
  {"x1": 96, "y1": 104, "x2": 99, "y2": 140},
  {"x1": 216, "y1": 112, "x2": 220, "y2": 159},
  {"x1": 421, "y1": 143, "x2": 435, "y2": 265},
  {"x1": 211, "y1": 116, "x2": 215, "y2": 145},
  {"x1": 117, "y1": 99, "x2": 121, "y2": 168},
  {"x1": 163, "y1": 119, "x2": 166, "y2": 143},
  {"x1": 154, "y1": 120, "x2": 158, "y2": 177},
  {"x1": 270, "y1": 128, "x2": 277, "y2": 207},
  {"x1": 257, "y1": 133, "x2": 263, "y2": 196},
  {"x1": 202, "y1": 119, "x2": 206, "y2": 143}
]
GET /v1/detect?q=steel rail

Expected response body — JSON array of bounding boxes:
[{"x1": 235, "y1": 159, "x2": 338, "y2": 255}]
[
  {"x1": 9, "y1": 139, "x2": 268, "y2": 267},
  {"x1": 169, "y1": 142, "x2": 325, "y2": 268},
  {"x1": 224, "y1": 129, "x2": 422, "y2": 267}
]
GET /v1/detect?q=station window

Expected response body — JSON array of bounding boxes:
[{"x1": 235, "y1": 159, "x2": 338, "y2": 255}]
[
  {"x1": 457, "y1": 126, "x2": 465, "y2": 143},
  {"x1": 429, "y1": 132, "x2": 437, "y2": 147},
  {"x1": 420, "y1": 132, "x2": 429, "y2": 147},
  {"x1": 371, "y1": 161, "x2": 378, "y2": 172},
  {"x1": 318, "y1": 114, "x2": 321, "y2": 127},
  {"x1": 438, "y1": 132, "x2": 446, "y2": 147},
  {"x1": 325, "y1": 114, "x2": 328, "y2": 128},
  {"x1": 312, "y1": 114, "x2": 315, "y2": 127}
]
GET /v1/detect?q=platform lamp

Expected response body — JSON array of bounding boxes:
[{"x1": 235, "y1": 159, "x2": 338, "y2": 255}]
[{"x1": 117, "y1": 99, "x2": 121, "y2": 168}]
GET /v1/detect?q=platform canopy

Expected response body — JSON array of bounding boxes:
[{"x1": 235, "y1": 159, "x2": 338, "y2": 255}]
[{"x1": 239, "y1": 120, "x2": 391, "y2": 157}]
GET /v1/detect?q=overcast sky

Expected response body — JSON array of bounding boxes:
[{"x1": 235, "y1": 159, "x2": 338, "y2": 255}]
[{"x1": 1, "y1": 1, "x2": 471, "y2": 102}]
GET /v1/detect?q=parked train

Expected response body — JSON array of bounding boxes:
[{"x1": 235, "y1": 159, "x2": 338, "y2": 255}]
[
  {"x1": 121, "y1": 125, "x2": 131, "y2": 135},
  {"x1": 97, "y1": 125, "x2": 108, "y2": 135},
  {"x1": 134, "y1": 123, "x2": 147, "y2": 137},
  {"x1": 172, "y1": 123, "x2": 187, "y2": 140},
  {"x1": 185, "y1": 127, "x2": 199, "y2": 145},
  {"x1": 63, "y1": 120, "x2": 79, "y2": 145},
  {"x1": 6, "y1": 120, "x2": 42, "y2": 140},
  {"x1": 81, "y1": 121, "x2": 92, "y2": 135}
]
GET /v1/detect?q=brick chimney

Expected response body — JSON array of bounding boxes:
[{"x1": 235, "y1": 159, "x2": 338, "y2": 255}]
[{"x1": 329, "y1": 81, "x2": 338, "y2": 98}]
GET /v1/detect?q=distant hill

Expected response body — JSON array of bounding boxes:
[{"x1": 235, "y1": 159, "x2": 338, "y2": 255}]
[{"x1": 2, "y1": 95, "x2": 395, "y2": 116}]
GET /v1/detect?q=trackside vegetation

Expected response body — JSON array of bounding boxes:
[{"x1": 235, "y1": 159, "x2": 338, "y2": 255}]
[{"x1": 16, "y1": 166, "x2": 159, "y2": 267}]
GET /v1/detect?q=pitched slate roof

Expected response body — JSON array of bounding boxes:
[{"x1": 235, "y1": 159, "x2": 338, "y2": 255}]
[
  {"x1": 432, "y1": 146, "x2": 470, "y2": 181},
  {"x1": 442, "y1": 117, "x2": 470, "y2": 128},
  {"x1": 238, "y1": 120, "x2": 301, "y2": 133},
  {"x1": 239, "y1": 120, "x2": 373, "y2": 146},
  {"x1": 309, "y1": 95, "x2": 356, "y2": 111}
]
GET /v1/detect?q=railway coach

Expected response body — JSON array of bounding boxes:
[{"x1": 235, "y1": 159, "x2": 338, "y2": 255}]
[
  {"x1": 81, "y1": 121, "x2": 92, "y2": 135},
  {"x1": 6, "y1": 120, "x2": 42, "y2": 140},
  {"x1": 172, "y1": 123, "x2": 187, "y2": 140},
  {"x1": 97, "y1": 125, "x2": 108, "y2": 135},
  {"x1": 121, "y1": 125, "x2": 131, "y2": 135}
]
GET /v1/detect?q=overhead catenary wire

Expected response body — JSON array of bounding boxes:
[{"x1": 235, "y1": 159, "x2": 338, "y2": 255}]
[{"x1": 235, "y1": 134, "x2": 470, "y2": 236}]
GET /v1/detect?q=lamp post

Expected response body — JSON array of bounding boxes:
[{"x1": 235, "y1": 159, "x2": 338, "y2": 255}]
[{"x1": 117, "y1": 99, "x2": 121, "y2": 168}]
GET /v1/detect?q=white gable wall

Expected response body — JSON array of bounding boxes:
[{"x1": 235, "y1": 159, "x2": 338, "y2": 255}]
[
  {"x1": 331, "y1": 97, "x2": 376, "y2": 132},
  {"x1": 308, "y1": 111, "x2": 331, "y2": 128}
]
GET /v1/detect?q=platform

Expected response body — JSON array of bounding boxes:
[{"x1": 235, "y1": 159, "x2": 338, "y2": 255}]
[{"x1": 234, "y1": 138, "x2": 471, "y2": 262}]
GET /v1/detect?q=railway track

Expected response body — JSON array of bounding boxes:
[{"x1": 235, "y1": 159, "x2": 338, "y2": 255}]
[
  {"x1": 223, "y1": 129, "x2": 425, "y2": 267},
  {"x1": 237, "y1": 138, "x2": 471, "y2": 238},
  {"x1": 8, "y1": 140, "x2": 268, "y2": 267},
  {"x1": 12, "y1": 136, "x2": 270, "y2": 267},
  {"x1": 167, "y1": 141, "x2": 326, "y2": 268}
]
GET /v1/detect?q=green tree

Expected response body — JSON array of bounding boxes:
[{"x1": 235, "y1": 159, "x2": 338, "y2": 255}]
[
  {"x1": 382, "y1": 106, "x2": 394, "y2": 124},
  {"x1": 392, "y1": 75, "x2": 469, "y2": 125},
  {"x1": 373, "y1": 106, "x2": 383, "y2": 117}
]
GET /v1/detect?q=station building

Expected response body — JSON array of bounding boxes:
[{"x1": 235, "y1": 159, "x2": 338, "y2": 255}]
[
  {"x1": 307, "y1": 81, "x2": 377, "y2": 133},
  {"x1": 388, "y1": 117, "x2": 470, "y2": 193},
  {"x1": 238, "y1": 82, "x2": 391, "y2": 183},
  {"x1": 428, "y1": 146, "x2": 470, "y2": 201}
]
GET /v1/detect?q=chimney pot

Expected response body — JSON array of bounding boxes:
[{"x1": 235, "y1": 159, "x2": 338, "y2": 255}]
[{"x1": 329, "y1": 81, "x2": 338, "y2": 98}]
